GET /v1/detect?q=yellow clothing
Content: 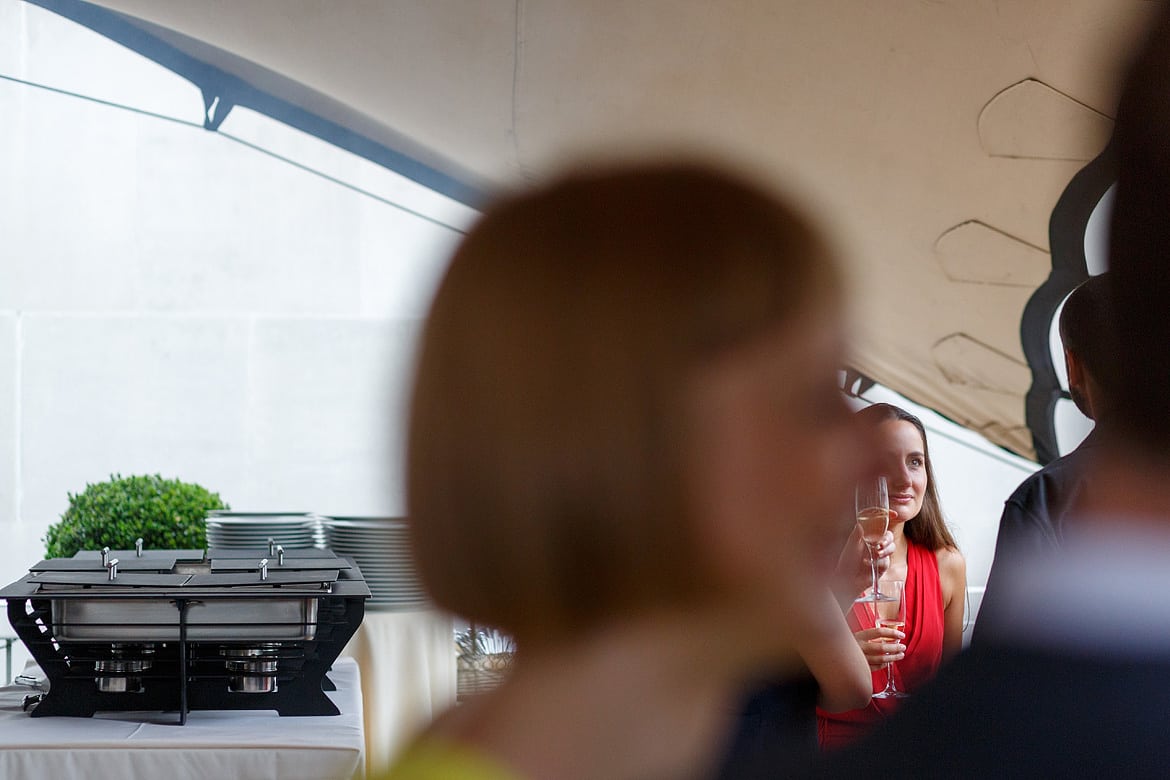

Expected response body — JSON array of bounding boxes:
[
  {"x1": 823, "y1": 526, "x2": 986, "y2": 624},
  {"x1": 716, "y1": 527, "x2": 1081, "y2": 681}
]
[{"x1": 374, "y1": 739, "x2": 520, "y2": 780}]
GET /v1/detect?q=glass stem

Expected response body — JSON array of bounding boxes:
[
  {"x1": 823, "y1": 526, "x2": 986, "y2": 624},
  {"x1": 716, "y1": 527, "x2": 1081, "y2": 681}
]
[{"x1": 869, "y1": 543, "x2": 879, "y2": 597}]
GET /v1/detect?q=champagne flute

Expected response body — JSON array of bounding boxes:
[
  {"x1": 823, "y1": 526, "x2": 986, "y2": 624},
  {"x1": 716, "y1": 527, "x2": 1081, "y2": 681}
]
[
  {"x1": 873, "y1": 580, "x2": 909, "y2": 699},
  {"x1": 854, "y1": 476, "x2": 891, "y2": 603}
]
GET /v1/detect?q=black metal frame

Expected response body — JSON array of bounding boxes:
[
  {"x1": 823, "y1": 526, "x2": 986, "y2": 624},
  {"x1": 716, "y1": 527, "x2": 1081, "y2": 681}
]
[
  {"x1": 1021, "y1": 142, "x2": 1116, "y2": 464},
  {"x1": 5, "y1": 561, "x2": 366, "y2": 724}
]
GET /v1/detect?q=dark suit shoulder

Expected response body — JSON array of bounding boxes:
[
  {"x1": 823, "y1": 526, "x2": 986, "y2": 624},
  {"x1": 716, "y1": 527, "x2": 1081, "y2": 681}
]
[
  {"x1": 1001, "y1": 438, "x2": 1098, "y2": 539},
  {"x1": 812, "y1": 644, "x2": 1170, "y2": 779},
  {"x1": 1005, "y1": 445, "x2": 1089, "y2": 505}
]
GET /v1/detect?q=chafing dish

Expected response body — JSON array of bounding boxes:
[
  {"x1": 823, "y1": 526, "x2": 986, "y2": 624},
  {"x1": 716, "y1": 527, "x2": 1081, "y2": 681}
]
[{"x1": 1, "y1": 545, "x2": 369, "y2": 722}]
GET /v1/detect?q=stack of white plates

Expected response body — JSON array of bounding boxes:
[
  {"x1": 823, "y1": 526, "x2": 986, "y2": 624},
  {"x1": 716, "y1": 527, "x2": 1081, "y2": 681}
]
[
  {"x1": 322, "y1": 517, "x2": 428, "y2": 610},
  {"x1": 205, "y1": 512, "x2": 326, "y2": 550}
]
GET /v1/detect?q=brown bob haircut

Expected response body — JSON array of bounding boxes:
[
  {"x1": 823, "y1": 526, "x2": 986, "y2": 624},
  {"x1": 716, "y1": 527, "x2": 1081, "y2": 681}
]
[
  {"x1": 855, "y1": 403, "x2": 957, "y2": 552},
  {"x1": 407, "y1": 161, "x2": 839, "y2": 644}
]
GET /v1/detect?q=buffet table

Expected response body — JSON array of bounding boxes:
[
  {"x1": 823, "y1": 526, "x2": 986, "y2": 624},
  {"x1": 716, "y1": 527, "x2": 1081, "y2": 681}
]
[
  {"x1": 342, "y1": 609, "x2": 455, "y2": 772},
  {"x1": 0, "y1": 656, "x2": 365, "y2": 779}
]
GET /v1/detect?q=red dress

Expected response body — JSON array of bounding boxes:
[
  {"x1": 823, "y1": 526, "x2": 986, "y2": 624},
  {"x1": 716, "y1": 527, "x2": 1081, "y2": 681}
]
[{"x1": 816, "y1": 541, "x2": 945, "y2": 750}]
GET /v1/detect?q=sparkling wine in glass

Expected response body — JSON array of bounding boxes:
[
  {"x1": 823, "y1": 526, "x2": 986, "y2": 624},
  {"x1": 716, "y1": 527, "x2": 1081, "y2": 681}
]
[
  {"x1": 854, "y1": 476, "x2": 891, "y2": 603},
  {"x1": 873, "y1": 579, "x2": 909, "y2": 699}
]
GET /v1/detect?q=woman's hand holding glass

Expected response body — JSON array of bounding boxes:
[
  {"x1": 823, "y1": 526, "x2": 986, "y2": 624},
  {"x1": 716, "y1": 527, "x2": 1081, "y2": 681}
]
[
  {"x1": 853, "y1": 620, "x2": 905, "y2": 672},
  {"x1": 836, "y1": 528, "x2": 895, "y2": 599},
  {"x1": 865, "y1": 530, "x2": 895, "y2": 582},
  {"x1": 871, "y1": 580, "x2": 909, "y2": 698}
]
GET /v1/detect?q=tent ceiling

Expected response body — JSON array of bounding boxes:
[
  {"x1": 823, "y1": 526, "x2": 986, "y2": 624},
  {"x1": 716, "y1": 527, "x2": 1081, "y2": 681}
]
[{"x1": 77, "y1": 0, "x2": 1158, "y2": 459}]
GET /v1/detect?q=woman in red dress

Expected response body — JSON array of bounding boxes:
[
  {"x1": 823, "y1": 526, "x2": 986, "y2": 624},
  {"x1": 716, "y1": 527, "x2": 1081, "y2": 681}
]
[{"x1": 817, "y1": 403, "x2": 967, "y2": 750}]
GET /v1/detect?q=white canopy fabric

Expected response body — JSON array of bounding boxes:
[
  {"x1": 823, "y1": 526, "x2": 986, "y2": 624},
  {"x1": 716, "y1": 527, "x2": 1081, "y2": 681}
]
[{"x1": 57, "y1": 0, "x2": 1160, "y2": 459}]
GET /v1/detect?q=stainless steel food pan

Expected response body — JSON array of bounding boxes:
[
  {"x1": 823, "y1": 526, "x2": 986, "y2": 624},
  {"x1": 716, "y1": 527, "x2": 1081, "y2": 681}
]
[{"x1": 51, "y1": 597, "x2": 319, "y2": 642}]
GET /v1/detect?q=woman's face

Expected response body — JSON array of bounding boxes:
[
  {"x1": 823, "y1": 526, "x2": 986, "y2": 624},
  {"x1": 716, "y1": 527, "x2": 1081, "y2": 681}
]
[
  {"x1": 875, "y1": 419, "x2": 928, "y2": 525},
  {"x1": 687, "y1": 303, "x2": 863, "y2": 630}
]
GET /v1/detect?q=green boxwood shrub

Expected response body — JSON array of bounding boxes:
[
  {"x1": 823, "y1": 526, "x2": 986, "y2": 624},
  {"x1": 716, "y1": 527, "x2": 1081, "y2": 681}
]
[{"x1": 44, "y1": 474, "x2": 229, "y2": 559}]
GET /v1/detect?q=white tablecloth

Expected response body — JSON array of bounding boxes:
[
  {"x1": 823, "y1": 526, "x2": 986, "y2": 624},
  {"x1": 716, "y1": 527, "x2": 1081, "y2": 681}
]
[
  {"x1": 342, "y1": 609, "x2": 455, "y2": 773},
  {"x1": 0, "y1": 657, "x2": 365, "y2": 780}
]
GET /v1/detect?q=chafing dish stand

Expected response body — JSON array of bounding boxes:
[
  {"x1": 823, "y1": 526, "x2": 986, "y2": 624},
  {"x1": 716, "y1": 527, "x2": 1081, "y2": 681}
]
[{"x1": 1, "y1": 546, "x2": 370, "y2": 724}]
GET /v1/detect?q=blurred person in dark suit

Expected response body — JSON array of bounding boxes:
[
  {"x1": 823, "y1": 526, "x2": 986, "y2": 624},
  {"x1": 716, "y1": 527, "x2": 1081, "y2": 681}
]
[
  {"x1": 973, "y1": 273, "x2": 1116, "y2": 644},
  {"x1": 810, "y1": 6, "x2": 1170, "y2": 777}
]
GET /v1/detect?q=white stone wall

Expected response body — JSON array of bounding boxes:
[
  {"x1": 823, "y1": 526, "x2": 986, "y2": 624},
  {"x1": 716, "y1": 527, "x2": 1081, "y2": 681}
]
[
  {"x1": 0, "y1": 1, "x2": 1051, "y2": 671},
  {"x1": 0, "y1": 1, "x2": 477, "y2": 672}
]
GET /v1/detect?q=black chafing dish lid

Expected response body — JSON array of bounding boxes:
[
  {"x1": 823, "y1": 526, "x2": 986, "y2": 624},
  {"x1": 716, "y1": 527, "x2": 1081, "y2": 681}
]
[
  {"x1": 33, "y1": 572, "x2": 192, "y2": 587},
  {"x1": 186, "y1": 570, "x2": 339, "y2": 586},
  {"x1": 209, "y1": 557, "x2": 350, "y2": 571},
  {"x1": 207, "y1": 547, "x2": 341, "y2": 560},
  {"x1": 29, "y1": 569, "x2": 339, "y2": 588},
  {"x1": 72, "y1": 549, "x2": 205, "y2": 561},
  {"x1": 32, "y1": 558, "x2": 180, "y2": 572}
]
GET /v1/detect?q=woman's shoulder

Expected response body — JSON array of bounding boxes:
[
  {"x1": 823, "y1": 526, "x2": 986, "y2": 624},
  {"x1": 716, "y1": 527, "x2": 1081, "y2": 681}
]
[
  {"x1": 906, "y1": 539, "x2": 960, "y2": 561},
  {"x1": 933, "y1": 546, "x2": 966, "y2": 585}
]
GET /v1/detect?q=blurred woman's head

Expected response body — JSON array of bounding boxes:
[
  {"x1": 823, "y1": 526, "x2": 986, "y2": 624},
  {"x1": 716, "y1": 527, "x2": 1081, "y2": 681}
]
[
  {"x1": 407, "y1": 161, "x2": 856, "y2": 648},
  {"x1": 855, "y1": 403, "x2": 956, "y2": 551}
]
